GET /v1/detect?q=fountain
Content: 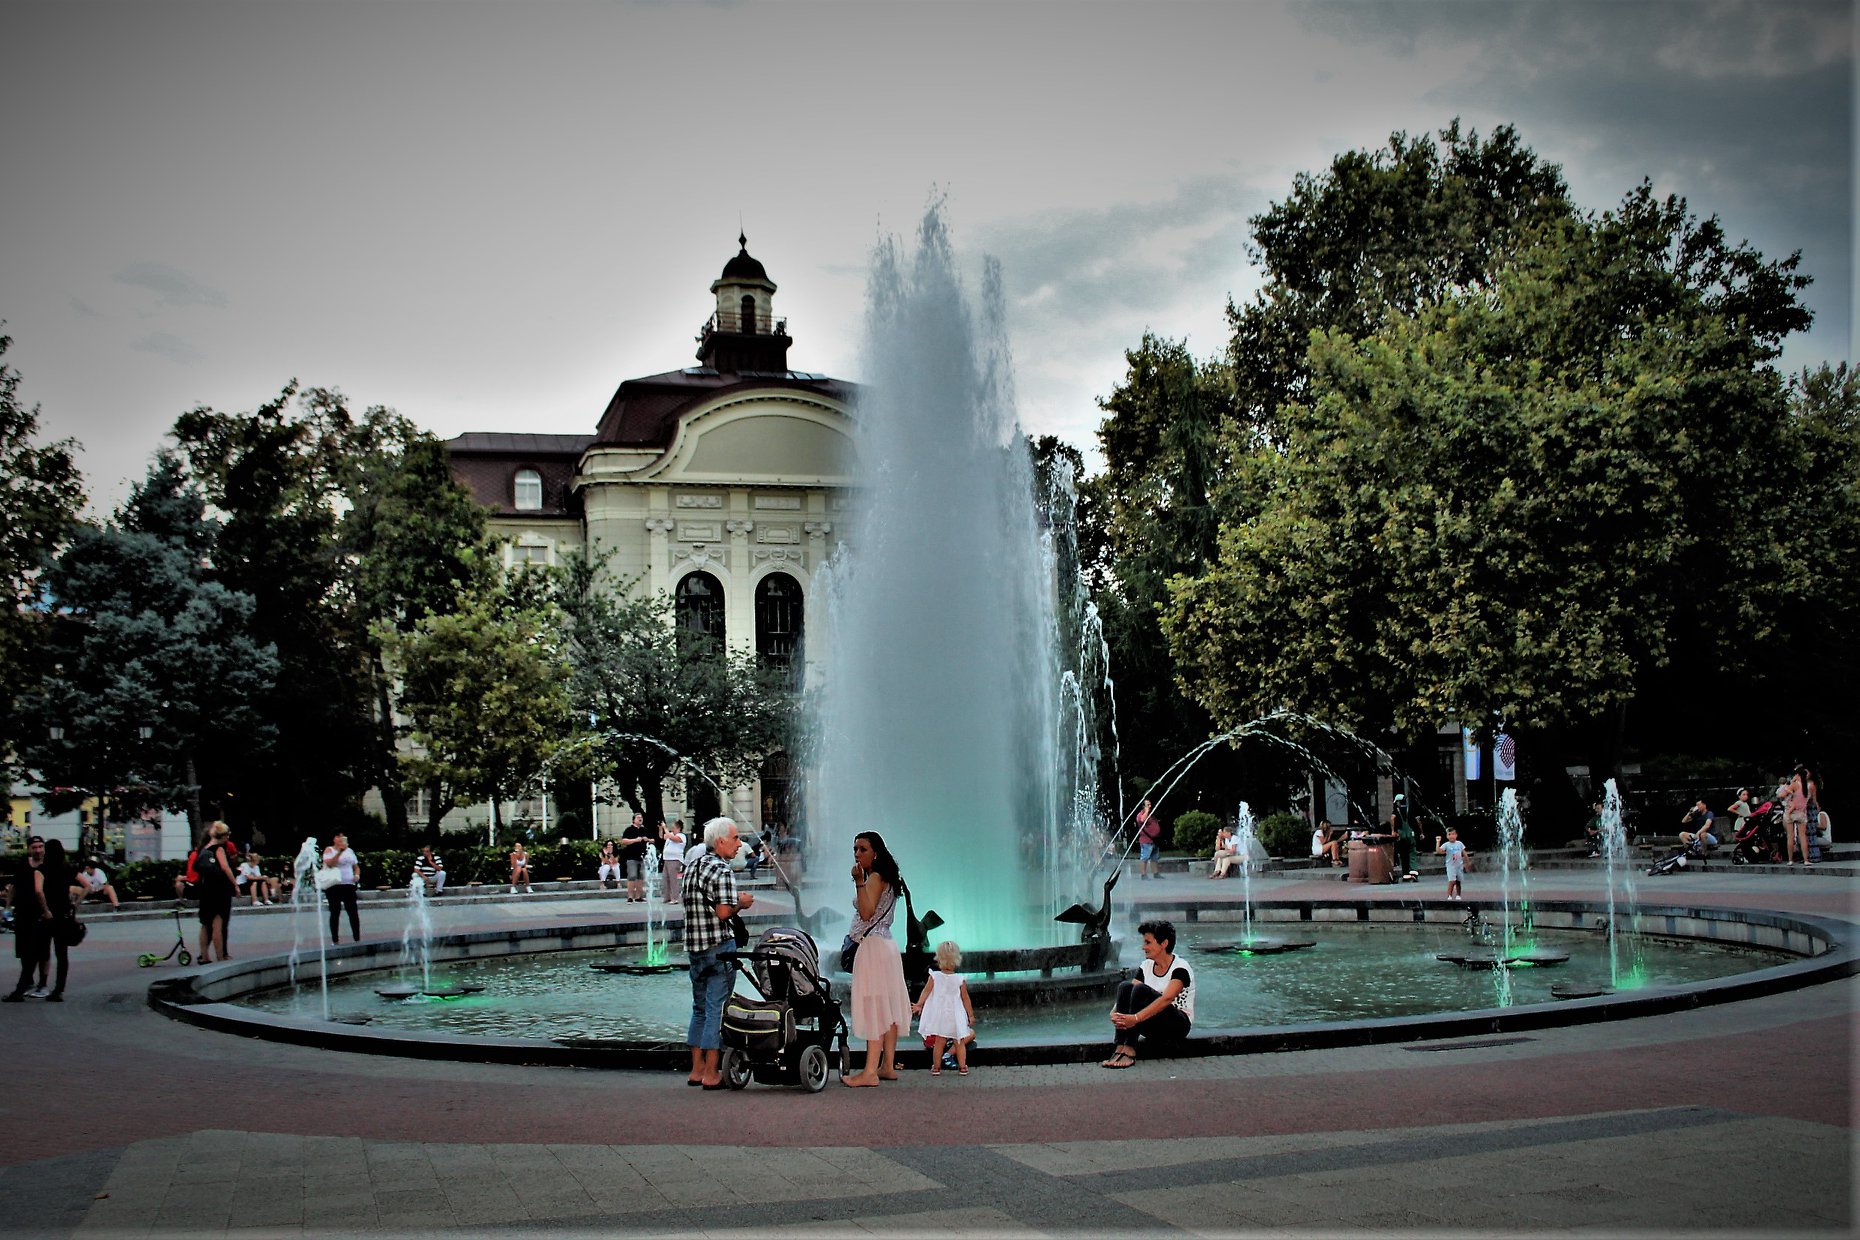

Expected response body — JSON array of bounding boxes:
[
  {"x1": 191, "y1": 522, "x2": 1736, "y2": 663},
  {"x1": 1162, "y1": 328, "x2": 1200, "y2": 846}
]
[
  {"x1": 802, "y1": 205, "x2": 1120, "y2": 995},
  {"x1": 1597, "y1": 778, "x2": 1645, "y2": 987},
  {"x1": 288, "y1": 837, "x2": 328, "y2": 1022},
  {"x1": 1198, "y1": 802, "x2": 1313, "y2": 957},
  {"x1": 1435, "y1": 793, "x2": 1567, "y2": 994}
]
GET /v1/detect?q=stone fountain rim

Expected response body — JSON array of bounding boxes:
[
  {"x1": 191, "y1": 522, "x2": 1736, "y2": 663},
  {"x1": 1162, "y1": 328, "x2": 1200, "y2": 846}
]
[{"x1": 150, "y1": 898, "x2": 1856, "y2": 1070}]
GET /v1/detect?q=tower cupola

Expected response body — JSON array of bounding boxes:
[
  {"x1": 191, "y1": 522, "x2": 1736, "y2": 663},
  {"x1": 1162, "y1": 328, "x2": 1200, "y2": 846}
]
[{"x1": 696, "y1": 233, "x2": 791, "y2": 373}]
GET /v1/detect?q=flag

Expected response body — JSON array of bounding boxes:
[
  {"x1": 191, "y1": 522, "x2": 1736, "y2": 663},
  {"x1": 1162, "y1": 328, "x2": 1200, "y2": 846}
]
[
  {"x1": 1462, "y1": 727, "x2": 1481, "y2": 781},
  {"x1": 1494, "y1": 732, "x2": 1517, "y2": 782}
]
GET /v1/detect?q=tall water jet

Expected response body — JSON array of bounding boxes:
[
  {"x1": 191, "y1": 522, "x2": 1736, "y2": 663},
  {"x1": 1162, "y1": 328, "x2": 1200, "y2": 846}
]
[
  {"x1": 1235, "y1": 803, "x2": 1258, "y2": 946},
  {"x1": 290, "y1": 837, "x2": 328, "y2": 1022},
  {"x1": 1598, "y1": 779, "x2": 1644, "y2": 986},
  {"x1": 807, "y1": 206, "x2": 1104, "y2": 948},
  {"x1": 400, "y1": 876, "x2": 433, "y2": 993}
]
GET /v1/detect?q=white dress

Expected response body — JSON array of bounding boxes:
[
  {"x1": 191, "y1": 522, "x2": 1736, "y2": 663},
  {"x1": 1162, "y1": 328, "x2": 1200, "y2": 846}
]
[{"x1": 917, "y1": 970, "x2": 972, "y2": 1041}]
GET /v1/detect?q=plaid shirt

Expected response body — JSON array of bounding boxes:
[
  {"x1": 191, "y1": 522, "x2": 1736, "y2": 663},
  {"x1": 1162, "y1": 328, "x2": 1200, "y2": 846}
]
[{"x1": 680, "y1": 851, "x2": 738, "y2": 955}]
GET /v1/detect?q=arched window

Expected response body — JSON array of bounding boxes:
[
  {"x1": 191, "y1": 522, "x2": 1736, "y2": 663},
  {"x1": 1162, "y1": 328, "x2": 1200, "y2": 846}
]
[
  {"x1": 740, "y1": 293, "x2": 757, "y2": 335},
  {"x1": 755, "y1": 573, "x2": 803, "y2": 673},
  {"x1": 513, "y1": 468, "x2": 543, "y2": 511},
  {"x1": 675, "y1": 572, "x2": 725, "y2": 649}
]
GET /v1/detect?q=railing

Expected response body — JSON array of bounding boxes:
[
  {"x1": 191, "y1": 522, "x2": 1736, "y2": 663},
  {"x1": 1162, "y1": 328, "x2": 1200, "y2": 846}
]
[{"x1": 698, "y1": 311, "x2": 789, "y2": 338}]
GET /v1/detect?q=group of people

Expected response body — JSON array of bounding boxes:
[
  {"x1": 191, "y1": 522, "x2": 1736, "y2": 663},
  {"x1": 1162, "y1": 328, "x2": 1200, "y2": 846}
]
[
  {"x1": 677, "y1": 822, "x2": 1196, "y2": 1087},
  {"x1": 4, "y1": 835, "x2": 80, "y2": 1001}
]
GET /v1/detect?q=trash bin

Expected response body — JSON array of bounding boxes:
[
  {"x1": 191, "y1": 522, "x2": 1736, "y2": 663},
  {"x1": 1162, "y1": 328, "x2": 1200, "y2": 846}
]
[{"x1": 1349, "y1": 838, "x2": 1394, "y2": 884}]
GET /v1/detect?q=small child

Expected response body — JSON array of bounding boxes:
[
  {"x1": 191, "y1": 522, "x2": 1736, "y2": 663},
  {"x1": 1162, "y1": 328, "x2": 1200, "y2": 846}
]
[
  {"x1": 1435, "y1": 827, "x2": 1470, "y2": 900},
  {"x1": 912, "y1": 940, "x2": 976, "y2": 1076}
]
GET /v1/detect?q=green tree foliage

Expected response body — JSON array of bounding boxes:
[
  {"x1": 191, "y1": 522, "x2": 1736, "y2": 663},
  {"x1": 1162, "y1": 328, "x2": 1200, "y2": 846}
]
[
  {"x1": 19, "y1": 455, "x2": 278, "y2": 836},
  {"x1": 1227, "y1": 121, "x2": 1573, "y2": 444},
  {"x1": 169, "y1": 385, "x2": 488, "y2": 836},
  {"x1": 557, "y1": 554, "x2": 792, "y2": 828},
  {"x1": 384, "y1": 571, "x2": 570, "y2": 843},
  {"x1": 339, "y1": 431, "x2": 494, "y2": 833},
  {"x1": 0, "y1": 333, "x2": 85, "y2": 770},
  {"x1": 1088, "y1": 335, "x2": 1246, "y2": 807},
  {"x1": 1166, "y1": 137, "x2": 1819, "y2": 800}
]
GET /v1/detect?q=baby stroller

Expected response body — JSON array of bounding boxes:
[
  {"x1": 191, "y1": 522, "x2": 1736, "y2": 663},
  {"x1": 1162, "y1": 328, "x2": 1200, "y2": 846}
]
[
  {"x1": 720, "y1": 926, "x2": 850, "y2": 1093},
  {"x1": 1732, "y1": 800, "x2": 1785, "y2": 865}
]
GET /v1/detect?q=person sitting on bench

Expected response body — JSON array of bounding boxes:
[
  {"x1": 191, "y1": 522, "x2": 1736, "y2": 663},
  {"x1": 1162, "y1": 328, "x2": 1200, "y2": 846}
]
[{"x1": 1679, "y1": 800, "x2": 1717, "y2": 856}]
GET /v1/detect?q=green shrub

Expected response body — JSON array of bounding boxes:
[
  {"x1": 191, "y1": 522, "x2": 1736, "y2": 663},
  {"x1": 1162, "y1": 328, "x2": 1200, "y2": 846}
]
[
  {"x1": 1171, "y1": 810, "x2": 1222, "y2": 856},
  {"x1": 1253, "y1": 812, "x2": 1308, "y2": 859},
  {"x1": 114, "y1": 859, "x2": 188, "y2": 901}
]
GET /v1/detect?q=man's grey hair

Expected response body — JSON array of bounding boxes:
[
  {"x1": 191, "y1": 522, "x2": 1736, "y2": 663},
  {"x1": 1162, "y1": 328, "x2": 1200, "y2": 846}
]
[{"x1": 702, "y1": 817, "x2": 738, "y2": 850}]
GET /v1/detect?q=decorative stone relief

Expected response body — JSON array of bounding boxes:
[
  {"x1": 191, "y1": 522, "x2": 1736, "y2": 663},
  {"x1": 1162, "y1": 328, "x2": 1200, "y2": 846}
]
[
  {"x1": 678, "y1": 523, "x2": 721, "y2": 542},
  {"x1": 676, "y1": 495, "x2": 724, "y2": 509},
  {"x1": 684, "y1": 547, "x2": 718, "y2": 570},
  {"x1": 753, "y1": 548, "x2": 803, "y2": 565},
  {"x1": 757, "y1": 525, "x2": 799, "y2": 544},
  {"x1": 643, "y1": 518, "x2": 677, "y2": 533},
  {"x1": 754, "y1": 495, "x2": 803, "y2": 511},
  {"x1": 803, "y1": 521, "x2": 833, "y2": 537},
  {"x1": 725, "y1": 520, "x2": 755, "y2": 536}
]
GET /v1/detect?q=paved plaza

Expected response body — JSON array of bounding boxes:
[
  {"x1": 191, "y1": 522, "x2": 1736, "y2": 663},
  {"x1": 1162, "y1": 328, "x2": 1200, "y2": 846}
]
[{"x1": 1, "y1": 865, "x2": 1853, "y2": 1237}]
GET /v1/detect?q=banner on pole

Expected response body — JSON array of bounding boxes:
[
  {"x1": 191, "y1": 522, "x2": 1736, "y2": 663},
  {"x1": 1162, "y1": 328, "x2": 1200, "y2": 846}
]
[
  {"x1": 1462, "y1": 726, "x2": 1481, "y2": 782},
  {"x1": 1494, "y1": 732, "x2": 1517, "y2": 782}
]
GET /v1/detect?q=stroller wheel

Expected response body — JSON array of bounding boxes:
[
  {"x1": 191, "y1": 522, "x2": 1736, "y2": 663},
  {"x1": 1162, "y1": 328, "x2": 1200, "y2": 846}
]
[
  {"x1": 798, "y1": 1043, "x2": 830, "y2": 1093},
  {"x1": 721, "y1": 1048, "x2": 751, "y2": 1090}
]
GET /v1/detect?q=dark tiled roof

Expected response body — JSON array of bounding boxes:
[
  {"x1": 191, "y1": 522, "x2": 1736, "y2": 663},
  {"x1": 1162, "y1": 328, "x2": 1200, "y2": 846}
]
[
  {"x1": 593, "y1": 369, "x2": 854, "y2": 448},
  {"x1": 448, "y1": 432, "x2": 593, "y2": 455}
]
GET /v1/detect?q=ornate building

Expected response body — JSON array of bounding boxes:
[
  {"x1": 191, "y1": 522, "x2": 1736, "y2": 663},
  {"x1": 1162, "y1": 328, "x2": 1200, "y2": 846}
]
[{"x1": 446, "y1": 238, "x2": 854, "y2": 832}]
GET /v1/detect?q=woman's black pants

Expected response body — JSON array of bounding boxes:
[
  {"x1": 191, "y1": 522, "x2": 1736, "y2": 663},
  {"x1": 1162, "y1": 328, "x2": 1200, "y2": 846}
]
[
  {"x1": 1111, "y1": 979, "x2": 1189, "y2": 1048},
  {"x1": 326, "y1": 884, "x2": 361, "y2": 942}
]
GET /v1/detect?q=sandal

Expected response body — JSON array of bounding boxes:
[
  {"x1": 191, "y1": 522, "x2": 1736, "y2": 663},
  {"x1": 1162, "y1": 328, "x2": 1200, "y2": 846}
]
[{"x1": 1100, "y1": 1052, "x2": 1136, "y2": 1069}]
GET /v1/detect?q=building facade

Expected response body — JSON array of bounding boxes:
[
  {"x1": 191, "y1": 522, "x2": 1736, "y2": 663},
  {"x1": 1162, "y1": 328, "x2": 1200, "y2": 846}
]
[{"x1": 445, "y1": 238, "x2": 854, "y2": 835}]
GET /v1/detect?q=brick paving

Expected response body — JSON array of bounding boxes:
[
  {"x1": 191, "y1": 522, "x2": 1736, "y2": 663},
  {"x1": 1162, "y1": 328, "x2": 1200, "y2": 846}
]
[{"x1": 0, "y1": 865, "x2": 1851, "y2": 1236}]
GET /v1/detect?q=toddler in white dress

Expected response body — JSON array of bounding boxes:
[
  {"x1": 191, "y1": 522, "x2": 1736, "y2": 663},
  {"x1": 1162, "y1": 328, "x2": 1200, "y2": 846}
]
[{"x1": 912, "y1": 940, "x2": 976, "y2": 1075}]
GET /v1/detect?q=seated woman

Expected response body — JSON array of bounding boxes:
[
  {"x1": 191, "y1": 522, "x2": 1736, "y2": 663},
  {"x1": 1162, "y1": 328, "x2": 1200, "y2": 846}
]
[
  {"x1": 1208, "y1": 825, "x2": 1241, "y2": 878},
  {"x1": 596, "y1": 838, "x2": 622, "y2": 889},
  {"x1": 1311, "y1": 820, "x2": 1343, "y2": 867},
  {"x1": 1103, "y1": 918, "x2": 1193, "y2": 1068},
  {"x1": 508, "y1": 843, "x2": 533, "y2": 894},
  {"x1": 236, "y1": 855, "x2": 279, "y2": 905}
]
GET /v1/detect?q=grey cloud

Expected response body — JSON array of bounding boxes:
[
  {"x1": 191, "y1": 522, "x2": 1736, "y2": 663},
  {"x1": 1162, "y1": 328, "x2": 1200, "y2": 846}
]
[
  {"x1": 1299, "y1": 0, "x2": 1847, "y2": 78},
  {"x1": 976, "y1": 175, "x2": 1262, "y2": 328},
  {"x1": 131, "y1": 332, "x2": 203, "y2": 364},
  {"x1": 113, "y1": 262, "x2": 228, "y2": 309}
]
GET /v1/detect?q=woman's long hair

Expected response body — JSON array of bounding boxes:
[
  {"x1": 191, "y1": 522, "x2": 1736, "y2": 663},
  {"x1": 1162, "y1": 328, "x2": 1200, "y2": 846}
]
[
  {"x1": 43, "y1": 838, "x2": 69, "y2": 882},
  {"x1": 855, "y1": 830, "x2": 904, "y2": 891}
]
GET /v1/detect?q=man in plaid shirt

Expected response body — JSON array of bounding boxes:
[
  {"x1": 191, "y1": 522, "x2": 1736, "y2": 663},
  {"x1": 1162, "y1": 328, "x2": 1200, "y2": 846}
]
[{"x1": 683, "y1": 817, "x2": 754, "y2": 1088}]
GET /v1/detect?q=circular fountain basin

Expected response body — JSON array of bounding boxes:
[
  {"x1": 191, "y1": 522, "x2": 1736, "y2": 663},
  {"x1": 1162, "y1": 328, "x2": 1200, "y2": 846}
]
[
  {"x1": 155, "y1": 898, "x2": 1857, "y2": 1069},
  {"x1": 589, "y1": 960, "x2": 684, "y2": 975}
]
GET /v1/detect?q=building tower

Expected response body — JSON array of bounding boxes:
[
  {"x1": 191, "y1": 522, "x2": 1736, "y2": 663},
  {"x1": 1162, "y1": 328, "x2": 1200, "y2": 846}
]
[{"x1": 696, "y1": 233, "x2": 792, "y2": 374}]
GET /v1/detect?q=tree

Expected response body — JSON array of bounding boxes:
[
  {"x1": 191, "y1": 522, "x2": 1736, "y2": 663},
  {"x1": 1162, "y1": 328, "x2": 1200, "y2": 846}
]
[
  {"x1": 19, "y1": 455, "x2": 277, "y2": 845},
  {"x1": 168, "y1": 385, "x2": 468, "y2": 837},
  {"x1": 339, "y1": 432, "x2": 495, "y2": 834},
  {"x1": 557, "y1": 554, "x2": 792, "y2": 828},
  {"x1": 1085, "y1": 336, "x2": 1249, "y2": 810},
  {"x1": 383, "y1": 573, "x2": 570, "y2": 843},
  {"x1": 0, "y1": 332, "x2": 85, "y2": 774},
  {"x1": 1166, "y1": 169, "x2": 1817, "y2": 810},
  {"x1": 1227, "y1": 121, "x2": 1573, "y2": 445}
]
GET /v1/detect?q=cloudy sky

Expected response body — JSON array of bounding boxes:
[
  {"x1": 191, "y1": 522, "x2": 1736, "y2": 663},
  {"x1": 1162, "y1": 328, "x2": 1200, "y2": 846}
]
[{"x1": 4, "y1": 0, "x2": 1852, "y2": 512}]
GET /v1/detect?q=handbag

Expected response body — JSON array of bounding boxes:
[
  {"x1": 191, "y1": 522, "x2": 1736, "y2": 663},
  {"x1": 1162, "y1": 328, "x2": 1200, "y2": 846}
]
[
  {"x1": 314, "y1": 865, "x2": 341, "y2": 892},
  {"x1": 56, "y1": 915, "x2": 86, "y2": 947},
  {"x1": 839, "y1": 933, "x2": 860, "y2": 971}
]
